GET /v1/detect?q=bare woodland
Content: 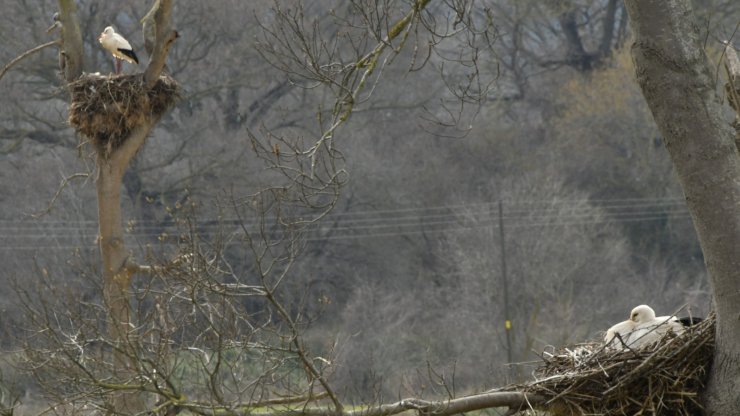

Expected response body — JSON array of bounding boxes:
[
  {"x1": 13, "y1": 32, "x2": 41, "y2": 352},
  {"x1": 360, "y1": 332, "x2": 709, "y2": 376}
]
[{"x1": 0, "y1": 0, "x2": 739, "y2": 415}]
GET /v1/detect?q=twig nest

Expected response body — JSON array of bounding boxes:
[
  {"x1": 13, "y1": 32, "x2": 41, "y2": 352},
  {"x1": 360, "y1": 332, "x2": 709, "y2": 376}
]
[
  {"x1": 523, "y1": 314, "x2": 714, "y2": 415},
  {"x1": 68, "y1": 73, "x2": 180, "y2": 157}
]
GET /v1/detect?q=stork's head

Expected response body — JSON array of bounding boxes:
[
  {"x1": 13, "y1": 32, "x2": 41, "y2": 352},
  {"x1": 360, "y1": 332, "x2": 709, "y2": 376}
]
[
  {"x1": 99, "y1": 26, "x2": 115, "y2": 42},
  {"x1": 630, "y1": 304, "x2": 656, "y2": 323}
]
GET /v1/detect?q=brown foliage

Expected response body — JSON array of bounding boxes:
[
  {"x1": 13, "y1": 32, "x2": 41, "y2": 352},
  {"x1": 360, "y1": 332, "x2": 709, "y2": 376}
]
[{"x1": 68, "y1": 73, "x2": 180, "y2": 157}]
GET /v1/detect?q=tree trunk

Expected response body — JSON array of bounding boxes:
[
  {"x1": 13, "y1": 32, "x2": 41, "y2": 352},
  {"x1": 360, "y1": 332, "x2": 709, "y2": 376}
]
[
  {"x1": 57, "y1": 0, "x2": 83, "y2": 80},
  {"x1": 52, "y1": 0, "x2": 177, "y2": 410},
  {"x1": 623, "y1": 0, "x2": 740, "y2": 413},
  {"x1": 97, "y1": 124, "x2": 155, "y2": 413}
]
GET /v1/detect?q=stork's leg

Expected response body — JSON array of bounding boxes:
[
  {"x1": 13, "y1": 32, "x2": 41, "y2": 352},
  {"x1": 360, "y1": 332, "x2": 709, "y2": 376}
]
[{"x1": 115, "y1": 58, "x2": 122, "y2": 74}]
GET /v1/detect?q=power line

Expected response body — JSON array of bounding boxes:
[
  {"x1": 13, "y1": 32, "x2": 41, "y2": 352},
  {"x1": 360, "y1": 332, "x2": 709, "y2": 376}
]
[
  {"x1": 0, "y1": 196, "x2": 687, "y2": 227},
  {"x1": 0, "y1": 197, "x2": 692, "y2": 251},
  {"x1": 0, "y1": 200, "x2": 689, "y2": 232}
]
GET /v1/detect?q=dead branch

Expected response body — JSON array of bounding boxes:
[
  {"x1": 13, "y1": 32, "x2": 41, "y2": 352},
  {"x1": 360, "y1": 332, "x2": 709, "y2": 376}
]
[
  {"x1": 141, "y1": 0, "x2": 161, "y2": 57},
  {"x1": 252, "y1": 391, "x2": 330, "y2": 407},
  {"x1": 28, "y1": 172, "x2": 90, "y2": 218},
  {"x1": 177, "y1": 391, "x2": 544, "y2": 416},
  {"x1": 0, "y1": 40, "x2": 60, "y2": 83},
  {"x1": 123, "y1": 257, "x2": 161, "y2": 276}
]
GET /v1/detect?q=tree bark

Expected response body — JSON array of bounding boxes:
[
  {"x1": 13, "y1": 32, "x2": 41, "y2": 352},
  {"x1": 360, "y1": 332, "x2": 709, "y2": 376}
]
[
  {"x1": 179, "y1": 391, "x2": 545, "y2": 416},
  {"x1": 725, "y1": 43, "x2": 740, "y2": 149},
  {"x1": 97, "y1": 123, "x2": 155, "y2": 413},
  {"x1": 144, "y1": 0, "x2": 177, "y2": 88},
  {"x1": 57, "y1": 0, "x2": 83, "y2": 81},
  {"x1": 623, "y1": 0, "x2": 740, "y2": 414}
]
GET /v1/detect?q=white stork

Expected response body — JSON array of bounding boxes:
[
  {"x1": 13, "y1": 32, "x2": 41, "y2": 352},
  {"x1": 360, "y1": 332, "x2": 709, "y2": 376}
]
[
  {"x1": 98, "y1": 26, "x2": 139, "y2": 74},
  {"x1": 603, "y1": 319, "x2": 636, "y2": 349},
  {"x1": 604, "y1": 304, "x2": 685, "y2": 349},
  {"x1": 626, "y1": 304, "x2": 684, "y2": 348}
]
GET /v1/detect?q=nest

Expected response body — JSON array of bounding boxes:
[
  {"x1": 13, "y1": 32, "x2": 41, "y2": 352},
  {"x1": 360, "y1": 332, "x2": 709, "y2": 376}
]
[
  {"x1": 523, "y1": 315, "x2": 714, "y2": 415},
  {"x1": 68, "y1": 73, "x2": 180, "y2": 157}
]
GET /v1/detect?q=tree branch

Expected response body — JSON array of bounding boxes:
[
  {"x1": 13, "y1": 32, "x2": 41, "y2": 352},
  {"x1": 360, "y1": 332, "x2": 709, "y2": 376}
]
[
  {"x1": 723, "y1": 41, "x2": 740, "y2": 149},
  {"x1": 29, "y1": 172, "x2": 89, "y2": 218},
  {"x1": 252, "y1": 392, "x2": 330, "y2": 407},
  {"x1": 123, "y1": 257, "x2": 160, "y2": 276},
  {"x1": 178, "y1": 391, "x2": 544, "y2": 416},
  {"x1": 0, "y1": 40, "x2": 60, "y2": 83},
  {"x1": 109, "y1": 120, "x2": 157, "y2": 170},
  {"x1": 141, "y1": 0, "x2": 161, "y2": 57},
  {"x1": 303, "y1": 0, "x2": 432, "y2": 177},
  {"x1": 144, "y1": 0, "x2": 178, "y2": 88}
]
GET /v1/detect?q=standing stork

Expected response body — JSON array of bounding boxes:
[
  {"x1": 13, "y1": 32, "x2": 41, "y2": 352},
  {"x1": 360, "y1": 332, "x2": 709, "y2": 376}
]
[{"x1": 98, "y1": 26, "x2": 139, "y2": 74}]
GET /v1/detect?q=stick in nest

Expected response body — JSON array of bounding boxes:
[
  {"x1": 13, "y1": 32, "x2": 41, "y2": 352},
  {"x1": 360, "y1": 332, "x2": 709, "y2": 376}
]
[
  {"x1": 68, "y1": 73, "x2": 180, "y2": 158},
  {"x1": 514, "y1": 315, "x2": 714, "y2": 415}
]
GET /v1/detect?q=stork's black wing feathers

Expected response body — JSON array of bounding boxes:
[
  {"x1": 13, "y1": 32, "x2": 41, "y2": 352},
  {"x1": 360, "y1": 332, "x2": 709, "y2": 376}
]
[
  {"x1": 677, "y1": 316, "x2": 703, "y2": 326},
  {"x1": 118, "y1": 48, "x2": 139, "y2": 64}
]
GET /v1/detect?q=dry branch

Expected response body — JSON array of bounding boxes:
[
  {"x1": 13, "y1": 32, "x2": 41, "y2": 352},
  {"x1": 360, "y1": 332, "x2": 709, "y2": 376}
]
[
  {"x1": 0, "y1": 40, "x2": 60, "y2": 82},
  {"x1": 30, "y1": 172, "x2": 89, "y2": 218},
  {"x1": 178, "y1": 391, "x2": 544, "y2": 416}
]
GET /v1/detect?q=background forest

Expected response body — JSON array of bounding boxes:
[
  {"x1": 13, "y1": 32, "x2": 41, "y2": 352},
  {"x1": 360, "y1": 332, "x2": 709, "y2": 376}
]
[{"x1": 0, "y1": 0, "x2": 737, "y2": 411}]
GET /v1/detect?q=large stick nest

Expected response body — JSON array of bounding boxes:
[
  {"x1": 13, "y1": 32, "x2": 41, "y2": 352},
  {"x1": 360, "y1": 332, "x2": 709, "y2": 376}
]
[
  {"x1": 522, "y1": 315, "x2": 714, "y2": 415},
  {"x1": 68, "y1": 73, "x2": 180, "y2": 157}
]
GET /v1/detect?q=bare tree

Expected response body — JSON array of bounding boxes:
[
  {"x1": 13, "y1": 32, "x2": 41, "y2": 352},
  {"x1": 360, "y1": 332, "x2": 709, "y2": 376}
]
[
  {"x1": 4, "y1": 0, "x2": 738, "y2": 414},
  {"x1": 17, "y1": 0, "x2": 180, "y2": 412},
  {"x1": 6, "y1": 0, "x2": 533, "y2": 414}
]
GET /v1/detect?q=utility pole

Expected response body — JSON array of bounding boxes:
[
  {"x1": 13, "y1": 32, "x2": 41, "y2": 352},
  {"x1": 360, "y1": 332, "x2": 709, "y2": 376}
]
[{"x1": 498, "y1": 200, "x2": 513, "y2": 376}]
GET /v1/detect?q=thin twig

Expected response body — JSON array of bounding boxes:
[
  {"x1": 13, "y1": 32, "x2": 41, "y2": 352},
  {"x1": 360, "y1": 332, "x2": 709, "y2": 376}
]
[{"x1": 28, "y1": 172, "x2": 89, "y2": 218}]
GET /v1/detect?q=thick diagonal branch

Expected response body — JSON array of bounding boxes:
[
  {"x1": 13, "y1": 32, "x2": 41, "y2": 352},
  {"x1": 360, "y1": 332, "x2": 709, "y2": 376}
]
[{"x1": 144, "y1": 0, "x2": 177, "y2": 87}]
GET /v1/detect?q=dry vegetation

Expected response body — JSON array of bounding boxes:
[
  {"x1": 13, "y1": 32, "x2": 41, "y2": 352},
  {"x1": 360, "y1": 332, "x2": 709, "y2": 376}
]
[
  {"x1": 519, "y1": 316, "x2": 714, "y2": 415},
  {"x1": 4, "y1": 0, "x2": 739, "y2": 413},
  {"x1": 68, "y1": 73, "x2": 180, "y2": 156}
]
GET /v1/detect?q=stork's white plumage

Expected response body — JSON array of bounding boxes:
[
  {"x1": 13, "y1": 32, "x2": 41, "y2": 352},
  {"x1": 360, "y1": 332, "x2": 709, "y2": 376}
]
[
  {"x1": 604, "y1": 304, "x2": 684, "y2": 350},
  {"x1": 98, "y1": 26, "x2": 139, "y2": 74},
  {"x1": 603, "y1": 319, "x2": 636, "y2": 348},
  {"x1": 626, "y1": 304, "x2": 684, "y2": 348}
]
